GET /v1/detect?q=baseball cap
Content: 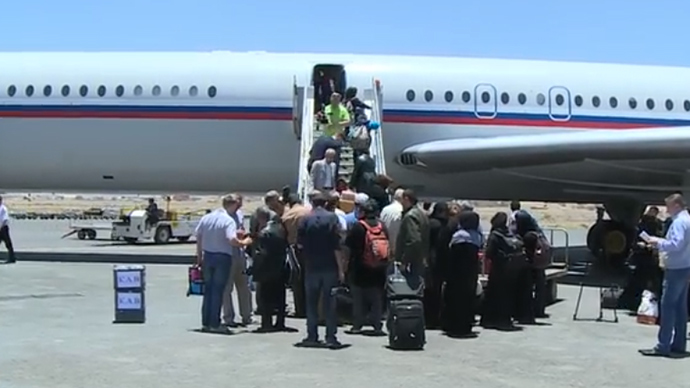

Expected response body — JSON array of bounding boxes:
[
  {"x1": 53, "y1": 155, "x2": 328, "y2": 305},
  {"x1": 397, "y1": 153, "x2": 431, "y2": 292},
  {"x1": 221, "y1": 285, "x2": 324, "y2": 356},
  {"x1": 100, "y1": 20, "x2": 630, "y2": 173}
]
[
  {"x1": 354, "y1": 193, "x2": 369, "y2": 205},
  {"x1": 459, "y1": 200, "x2": 474, "y2": 211}
]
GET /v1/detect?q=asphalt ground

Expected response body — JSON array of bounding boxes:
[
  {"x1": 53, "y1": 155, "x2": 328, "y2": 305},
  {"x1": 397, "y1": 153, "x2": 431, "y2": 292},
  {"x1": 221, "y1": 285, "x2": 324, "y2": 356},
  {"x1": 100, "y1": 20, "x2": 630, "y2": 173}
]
[
  {"x1": 0, "y1": 220, "x2": 589, "y2": 265},
  {"x1": 1, "y1": 261, "x2": 687, "y2": 388}
]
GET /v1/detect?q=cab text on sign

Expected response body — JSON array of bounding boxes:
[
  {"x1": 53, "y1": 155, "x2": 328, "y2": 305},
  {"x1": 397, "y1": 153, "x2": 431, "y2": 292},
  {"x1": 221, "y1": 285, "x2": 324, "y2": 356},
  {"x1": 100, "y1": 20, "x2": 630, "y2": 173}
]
[{"x1": 116, "y1": 271, "x2": 142, "y2": 288}]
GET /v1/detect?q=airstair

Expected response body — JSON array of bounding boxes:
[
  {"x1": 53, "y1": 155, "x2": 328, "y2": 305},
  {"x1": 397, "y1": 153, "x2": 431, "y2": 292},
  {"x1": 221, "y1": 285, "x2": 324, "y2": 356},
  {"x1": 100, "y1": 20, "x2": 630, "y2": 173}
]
[{"x1": 295, "y1": 78, "x2": 385, "y2": 204}]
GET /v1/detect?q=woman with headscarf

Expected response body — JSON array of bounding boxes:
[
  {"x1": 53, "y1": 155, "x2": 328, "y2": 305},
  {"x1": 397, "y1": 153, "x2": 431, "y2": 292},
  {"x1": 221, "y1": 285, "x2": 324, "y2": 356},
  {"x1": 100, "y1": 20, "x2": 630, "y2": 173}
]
[
  {"x1": 480, "y1": 212, "x2": 522, "y2": 331},
  {"x1": 361, "y1": 174, "x2": 392, "y2": 214},
  {"x1": 442, "y1": 210, "x2": 483, "y2": 337},
  {"x1": 425, "y1": 202, "x2": 451, "y2": 329},
  {"x1": 512, "y1": 212, "x2": 540, "y2": 324}
]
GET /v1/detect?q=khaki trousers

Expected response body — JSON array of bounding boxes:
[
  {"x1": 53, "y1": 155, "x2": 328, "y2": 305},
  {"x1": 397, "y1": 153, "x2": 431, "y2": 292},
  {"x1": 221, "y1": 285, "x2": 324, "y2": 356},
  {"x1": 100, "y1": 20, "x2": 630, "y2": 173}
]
[{"x1": 222, "y1": 253, "x2": 253, "y2": 324}]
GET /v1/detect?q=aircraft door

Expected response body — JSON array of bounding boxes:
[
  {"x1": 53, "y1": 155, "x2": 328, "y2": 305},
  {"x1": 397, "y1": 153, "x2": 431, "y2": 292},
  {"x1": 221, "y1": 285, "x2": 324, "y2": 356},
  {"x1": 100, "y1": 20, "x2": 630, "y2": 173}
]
[
  {"x1": 548, "y1": 86, "x2": 571, "y2": 121},
  {"x1": 473, "y1": 84, "x2": 497, "y2": 119}
]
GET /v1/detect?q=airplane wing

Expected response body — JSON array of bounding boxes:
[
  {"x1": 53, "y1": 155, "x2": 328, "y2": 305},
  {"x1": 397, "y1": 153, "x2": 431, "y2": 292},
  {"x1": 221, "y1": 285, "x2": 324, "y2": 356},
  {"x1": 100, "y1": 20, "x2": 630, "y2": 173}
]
[{"x1": 399, "y1": 127, "x2": 690, "y2": 173}]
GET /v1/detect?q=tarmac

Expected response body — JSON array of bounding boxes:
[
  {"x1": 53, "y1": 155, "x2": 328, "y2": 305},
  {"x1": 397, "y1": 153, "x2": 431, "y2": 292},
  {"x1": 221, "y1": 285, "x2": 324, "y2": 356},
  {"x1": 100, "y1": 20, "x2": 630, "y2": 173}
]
[
  {"x1": 1, "y1": 221, "x2": 689, "y2": 387},
  {"x1": 2, "y1": 261, "x2": 689, "y2": 388},
  {"x1": 2, "y1": 220, "x2": 590, "y2": 265}
]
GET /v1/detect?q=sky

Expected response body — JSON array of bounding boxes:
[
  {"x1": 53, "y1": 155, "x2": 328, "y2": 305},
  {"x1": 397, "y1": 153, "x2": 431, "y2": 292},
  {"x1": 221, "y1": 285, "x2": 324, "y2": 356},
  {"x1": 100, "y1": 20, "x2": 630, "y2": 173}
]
[{"x1": 0, "y1": 0, "x2": 687, "y2": 66}]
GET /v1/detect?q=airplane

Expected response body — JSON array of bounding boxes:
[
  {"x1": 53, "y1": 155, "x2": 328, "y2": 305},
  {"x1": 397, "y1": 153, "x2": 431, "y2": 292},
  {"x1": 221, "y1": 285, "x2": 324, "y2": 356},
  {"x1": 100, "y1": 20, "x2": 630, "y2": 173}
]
[{"x1": 1, "y1": 50, "x2": 689, "y2": 263}]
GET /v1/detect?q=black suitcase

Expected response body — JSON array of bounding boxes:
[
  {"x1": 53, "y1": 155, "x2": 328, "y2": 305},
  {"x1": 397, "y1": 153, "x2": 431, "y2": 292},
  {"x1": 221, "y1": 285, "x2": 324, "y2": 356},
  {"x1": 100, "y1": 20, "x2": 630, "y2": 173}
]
[{"x1": 387, "y1": 299, "x2": 425, "y2": 350}]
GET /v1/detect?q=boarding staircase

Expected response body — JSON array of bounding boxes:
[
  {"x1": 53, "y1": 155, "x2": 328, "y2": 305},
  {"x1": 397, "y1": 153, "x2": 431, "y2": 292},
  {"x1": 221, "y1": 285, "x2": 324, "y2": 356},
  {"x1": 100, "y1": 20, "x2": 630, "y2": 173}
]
[{"x1": 294, "y1": 78, "x2": 386, "y2": 203}]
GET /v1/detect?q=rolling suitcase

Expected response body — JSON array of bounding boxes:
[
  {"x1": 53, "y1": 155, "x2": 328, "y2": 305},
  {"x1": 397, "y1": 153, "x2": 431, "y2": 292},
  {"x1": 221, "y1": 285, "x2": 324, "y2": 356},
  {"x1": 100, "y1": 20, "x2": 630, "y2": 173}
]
[
  {"x1": 386, "y1": 263, "x2": 425, "y2": 350},
  {"x1": 387, "y1": 298, "x2": 425, "y2": 350}
]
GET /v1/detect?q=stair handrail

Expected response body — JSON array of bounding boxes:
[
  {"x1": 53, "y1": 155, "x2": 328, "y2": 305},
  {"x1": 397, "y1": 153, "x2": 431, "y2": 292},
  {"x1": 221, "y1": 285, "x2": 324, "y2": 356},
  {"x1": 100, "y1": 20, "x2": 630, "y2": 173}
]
[
  {"x1": 368, "y1": 79, "x2": 386, "y2": 177},
  {"x1": 297, "y1": 86, "x2": 315, "y2": 204}
]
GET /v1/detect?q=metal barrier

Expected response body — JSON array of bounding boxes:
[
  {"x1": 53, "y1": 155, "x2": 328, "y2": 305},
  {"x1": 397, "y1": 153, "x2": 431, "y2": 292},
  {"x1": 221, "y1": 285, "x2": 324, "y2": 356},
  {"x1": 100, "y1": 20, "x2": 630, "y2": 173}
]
[
  {"x1": 477, "y1": 226, "x2": 571, "y2": 276},
  {"x1": 542, "y1": 227, "x2": 570, "y2": 268}
]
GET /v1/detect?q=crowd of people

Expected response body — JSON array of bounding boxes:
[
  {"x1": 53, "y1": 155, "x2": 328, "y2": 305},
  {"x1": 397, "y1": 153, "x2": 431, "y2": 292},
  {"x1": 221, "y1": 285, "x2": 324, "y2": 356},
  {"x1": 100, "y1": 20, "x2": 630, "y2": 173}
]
[{"x1": 193, "y1": 182, "x2": 554, "y2": 348}]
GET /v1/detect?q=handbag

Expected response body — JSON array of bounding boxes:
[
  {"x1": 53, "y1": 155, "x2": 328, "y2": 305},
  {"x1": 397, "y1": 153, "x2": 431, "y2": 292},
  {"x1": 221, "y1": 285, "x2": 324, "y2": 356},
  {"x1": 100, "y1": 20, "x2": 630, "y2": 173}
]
[{"x1": 186, "y1": 265, "x2": 204, "y2": 296}]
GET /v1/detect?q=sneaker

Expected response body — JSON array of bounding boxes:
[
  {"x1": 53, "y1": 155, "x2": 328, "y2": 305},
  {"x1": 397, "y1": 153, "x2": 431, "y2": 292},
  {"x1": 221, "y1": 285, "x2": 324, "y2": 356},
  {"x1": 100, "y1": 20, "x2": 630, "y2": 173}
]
[
  {"x1": 639, "y1": 347, "x2": 670, "y2": 357},
  {"x1": 296, "y1": 338, "x2": 322, "y2": 348},
  {"x1": 274, "y1": 325, "x2": 299, "y2": 333},
  {"x1": 326, "y1": 339, "x2": 343, "y2": 349},
  {"x1": 345, "y1": 327, "x2": 363, "y2": 335}
]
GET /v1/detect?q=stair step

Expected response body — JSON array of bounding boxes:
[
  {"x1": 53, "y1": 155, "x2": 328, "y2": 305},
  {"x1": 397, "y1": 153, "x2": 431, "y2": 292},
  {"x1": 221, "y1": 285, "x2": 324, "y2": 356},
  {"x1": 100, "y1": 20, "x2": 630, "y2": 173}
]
[{"x1": 312, "y1": 124, "x2": 354, "y2": 185}]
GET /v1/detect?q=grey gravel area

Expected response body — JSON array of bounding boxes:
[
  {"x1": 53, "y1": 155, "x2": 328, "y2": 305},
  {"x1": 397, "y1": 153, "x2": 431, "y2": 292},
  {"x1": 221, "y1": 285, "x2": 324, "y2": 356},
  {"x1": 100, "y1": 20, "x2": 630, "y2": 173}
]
[{"x1": 1, "y1": 262, "x2": 687, "y2": 388}]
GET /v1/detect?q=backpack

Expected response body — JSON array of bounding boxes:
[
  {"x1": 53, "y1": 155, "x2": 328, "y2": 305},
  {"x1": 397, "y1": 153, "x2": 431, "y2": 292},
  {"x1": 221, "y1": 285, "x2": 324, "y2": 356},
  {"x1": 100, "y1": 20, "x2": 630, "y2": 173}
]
[
  {"x1": 349, "y1": 125, "x2": 371, "y2": 151},
  {"x1": 494, "y1": 231, "x2": 528, "y2": 268},
  {"x1": 360, "y1": 220, "x2": 389, "y2": 268}
]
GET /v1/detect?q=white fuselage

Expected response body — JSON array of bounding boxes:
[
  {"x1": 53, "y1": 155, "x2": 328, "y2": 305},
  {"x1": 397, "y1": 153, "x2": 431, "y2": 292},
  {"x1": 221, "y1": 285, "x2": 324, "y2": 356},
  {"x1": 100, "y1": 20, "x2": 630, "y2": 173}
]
[{"x1": 1, "y1": 51, "x2": 690, "y2": 202}]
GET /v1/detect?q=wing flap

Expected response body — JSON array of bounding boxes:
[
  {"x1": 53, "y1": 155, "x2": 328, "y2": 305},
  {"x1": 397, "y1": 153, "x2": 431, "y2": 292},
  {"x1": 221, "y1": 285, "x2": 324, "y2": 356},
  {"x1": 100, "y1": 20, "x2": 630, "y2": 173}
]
[{"x1": 400, "y1": 127, "x2": 690, "y2": 172}]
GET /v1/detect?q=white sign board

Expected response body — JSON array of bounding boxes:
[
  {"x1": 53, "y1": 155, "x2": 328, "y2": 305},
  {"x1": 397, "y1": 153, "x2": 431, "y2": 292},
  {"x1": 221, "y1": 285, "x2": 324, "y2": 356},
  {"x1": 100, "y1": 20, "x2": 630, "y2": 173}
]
[
  {"x1": 115, "y1": 271, "x2": 142, "y2": 288},
  {"x1": 116, "y1": 292, "x2": 143, "y2": 310}
]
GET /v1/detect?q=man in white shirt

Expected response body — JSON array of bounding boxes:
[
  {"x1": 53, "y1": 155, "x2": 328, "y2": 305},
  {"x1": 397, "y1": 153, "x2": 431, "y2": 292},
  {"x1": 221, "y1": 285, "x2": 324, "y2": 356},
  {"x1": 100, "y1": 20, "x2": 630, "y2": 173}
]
[
  {"x1": 195, "y1": 193, "x2": 253, "y2": 333},
  {"x1": 222, "y1": 194, "x2": 254, "y2": 328},
  {"x1": 380, "y1": 188, "x2": 404, "y2": 255},
  {"x1": 0, "y1": 196, "x2": 16, "y2": 264},
  {"x1": 310, "y1": 148, "x2": 337, "y2": 191}
]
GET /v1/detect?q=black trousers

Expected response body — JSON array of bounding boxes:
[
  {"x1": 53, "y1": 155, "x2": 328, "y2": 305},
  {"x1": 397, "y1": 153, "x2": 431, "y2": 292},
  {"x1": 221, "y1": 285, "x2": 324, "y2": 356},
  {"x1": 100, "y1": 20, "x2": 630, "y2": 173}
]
[
  {"x1": 291, "y1": 249, "x2": 306, "y2": 318},
  {"x1": 0, "y1": 225, "x2": 15, "y2": 261},
  {"x1": 423, "y1": 267, "x2": 443, "y2": 328},
  {"x1": 259, "y1": 278, "x2": 287, "y2": 328},
  {"x1": 532, "y1": 268, "x2": 547, "y2": 316}
]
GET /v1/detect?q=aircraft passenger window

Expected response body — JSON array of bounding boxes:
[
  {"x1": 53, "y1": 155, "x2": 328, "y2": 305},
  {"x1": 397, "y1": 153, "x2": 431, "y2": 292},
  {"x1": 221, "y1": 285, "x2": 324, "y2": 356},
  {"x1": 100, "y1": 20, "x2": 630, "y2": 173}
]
[
  {"x1": 574, "y1": 95, "x2": 583, "y2": 107},
  {"x1": 629, "y1": 98, "x2": 637, "y2": 109},
  {"x1": 134, "y1": 85, "x2": 143, "y2": 96},
  {"x1": 7, "y1": 85, "x2": 16, "y2": 97},
  {"x1": 115, "y1": 85, "x2": 124, "y2": 97},
  {"x1": 461, "y1": 91, "x2": 471, "y2": 103},
  {"x1": 609, "y1": 97, "x2": 618, "y2": 108},
  {"x1": 444, "y1": 91, "x2": 453, "y2": 103},
  {"x1": 152, "y1": 85, "x2": 161, "y2": 96},
  {"x1": 406, "y1": 89, "x2": 415, "y2": 102},
  {"x1": 61, "y1": 85, "x2": 70, "y2": 97},
  {"x1": 43, "y1": 85, "x2": 52, "y2": 97},
  {"x1": 665, "y1": 99, "x2": 674, "y2": 111},
  {"x1": 556, "y1": 94, "x2": 564, "y2": 106},
  {"x1": 171, "y1": 85, "x2": 180, "y2": 96},
  {"x1": 189, "y1": 85, "x2": 199, "y2": 97},
  {"x1": 481, "y1": 91, "x2": 491, "y2": 103},
  {"x1": 25, "y1": 85, "x2": 34, "y2": 97},
  {"x1": 685, "y1": 100, "x2": 690, "y2": 112},
  {"x1": 424, "y1": 90, "x2": 433, "y2": 102},
  {"x1": 592, "y1": 96, "x2": 600, "y2": 107},
  {"x1": 646, "y1": 98, "x2": 655, "y2": 110},
  {"x1": 536, "y1": 93, "x2": 545, "y2": 106},
  {"x1": 208, "y1": 86, "x2": 217, "y2": 98},
  {"x1": 518, "y1": 93, "x2": 526, "y2": 105},
  {"x1": 97, "y1": 85, "x2": 106, "y2": 97},
  {"x1": 500, "y1": 92, "x2": 509, "y2": 104},
  {"x1": 79, "y1": 85, "x2": 88, "y2": 97}
]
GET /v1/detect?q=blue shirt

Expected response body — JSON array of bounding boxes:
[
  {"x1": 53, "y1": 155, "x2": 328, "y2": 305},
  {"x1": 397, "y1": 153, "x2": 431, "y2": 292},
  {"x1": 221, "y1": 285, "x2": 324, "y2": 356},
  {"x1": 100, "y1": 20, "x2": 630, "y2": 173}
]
[
  {"x1": 658, "y1": 210, "x2": 690, "y2": 269},
  {"x1": 344, "y1": 211, "x2": 358, "y2": 228},
  {"x1": 297, "y1": 207, "x2": 341, "y2": 272}
]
